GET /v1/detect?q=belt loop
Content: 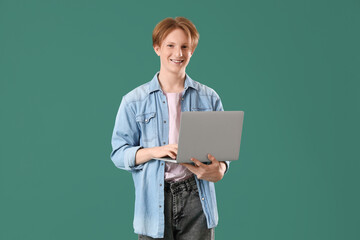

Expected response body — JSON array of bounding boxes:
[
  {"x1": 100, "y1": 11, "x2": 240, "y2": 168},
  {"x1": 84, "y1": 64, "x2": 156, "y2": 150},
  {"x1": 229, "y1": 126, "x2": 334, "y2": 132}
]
[{"x1": 164, "y1": 175, "x2": 197, "y2": 194}]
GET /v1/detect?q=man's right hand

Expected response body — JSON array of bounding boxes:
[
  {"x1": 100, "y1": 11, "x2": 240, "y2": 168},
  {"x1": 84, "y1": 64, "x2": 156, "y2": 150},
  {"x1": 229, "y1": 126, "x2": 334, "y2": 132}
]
[
  {"x1": 152, "y1": 144, "x2": 178, "y2": 159},
  {"x1": 135, "y1": 144, "x2": 178, "y2": 165}
]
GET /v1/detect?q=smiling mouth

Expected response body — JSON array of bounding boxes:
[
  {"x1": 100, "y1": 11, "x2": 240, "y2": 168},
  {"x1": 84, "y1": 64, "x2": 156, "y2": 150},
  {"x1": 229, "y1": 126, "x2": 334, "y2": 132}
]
[{"x1": 170, "y1": 59, "x2": 184, "y2": 63}]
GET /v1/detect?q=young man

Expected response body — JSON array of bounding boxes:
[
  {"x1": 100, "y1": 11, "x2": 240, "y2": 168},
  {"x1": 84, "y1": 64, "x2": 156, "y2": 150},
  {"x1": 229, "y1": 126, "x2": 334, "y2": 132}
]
[{"x1": 110, "y1": 17, "x2": 229, "y2": 240}]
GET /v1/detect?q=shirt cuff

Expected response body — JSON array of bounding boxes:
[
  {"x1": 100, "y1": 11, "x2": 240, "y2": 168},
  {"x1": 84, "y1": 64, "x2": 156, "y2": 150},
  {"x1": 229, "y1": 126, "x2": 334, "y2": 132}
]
[
  {"x1": 125, "y1": 146, "x2": 144, "y2": 171},
  {"x1": 223, "y1": 161, "x2": 230, "y2": 174}
]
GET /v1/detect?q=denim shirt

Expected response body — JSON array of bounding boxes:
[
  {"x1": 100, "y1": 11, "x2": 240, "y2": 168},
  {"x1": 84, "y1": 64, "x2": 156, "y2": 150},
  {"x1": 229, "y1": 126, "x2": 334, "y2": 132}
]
[{"x1": 110, "y1": 72, "x2": 230, "y2": 238}]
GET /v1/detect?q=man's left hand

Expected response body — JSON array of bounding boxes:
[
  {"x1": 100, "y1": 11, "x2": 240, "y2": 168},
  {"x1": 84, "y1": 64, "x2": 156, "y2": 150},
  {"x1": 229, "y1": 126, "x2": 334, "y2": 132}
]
[{"x1": 180, "y1": 154, "x2": 226, "y2": 183}]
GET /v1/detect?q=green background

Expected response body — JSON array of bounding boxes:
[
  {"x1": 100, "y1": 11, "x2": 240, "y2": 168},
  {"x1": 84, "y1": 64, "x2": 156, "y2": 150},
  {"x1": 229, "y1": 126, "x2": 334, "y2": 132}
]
[{"x1": 1, "y1": 0, "x2": 359, "y2": 239}]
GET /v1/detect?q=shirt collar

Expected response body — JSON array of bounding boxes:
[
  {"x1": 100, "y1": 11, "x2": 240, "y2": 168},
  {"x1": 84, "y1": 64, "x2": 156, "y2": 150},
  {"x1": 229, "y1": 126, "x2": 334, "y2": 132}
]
[{"x1": 148, "y1": 71, "x2": 198, "y2": 94}]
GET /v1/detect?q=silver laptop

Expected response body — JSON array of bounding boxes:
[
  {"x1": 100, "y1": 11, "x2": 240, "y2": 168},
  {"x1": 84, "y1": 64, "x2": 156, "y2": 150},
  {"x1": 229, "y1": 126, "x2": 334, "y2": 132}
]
[{"x1": 154, "y1": 111, "x2": 244, "y2": 163}]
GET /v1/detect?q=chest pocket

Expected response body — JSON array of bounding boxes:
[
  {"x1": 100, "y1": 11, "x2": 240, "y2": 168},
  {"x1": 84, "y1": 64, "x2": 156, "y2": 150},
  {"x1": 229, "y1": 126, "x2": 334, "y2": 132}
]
[{"x1": 136, "y1": 112, "x2": 157, "y2": 143}]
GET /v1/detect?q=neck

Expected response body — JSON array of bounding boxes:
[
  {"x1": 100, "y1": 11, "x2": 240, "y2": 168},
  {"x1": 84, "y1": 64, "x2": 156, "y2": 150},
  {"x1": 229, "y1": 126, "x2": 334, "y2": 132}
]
[{"x1": 158, "y1": 69, "x2": 185, "y2": 93}]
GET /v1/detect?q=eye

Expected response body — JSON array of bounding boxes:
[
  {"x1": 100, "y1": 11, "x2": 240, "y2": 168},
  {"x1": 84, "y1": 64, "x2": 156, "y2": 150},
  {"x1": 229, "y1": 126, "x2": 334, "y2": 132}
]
[
  {"x1": 167, "y1": 44, "x2": 173, "y2": 47},
  {"x1": 182, "y1": 46, "x2": 188, "y2": 49}
]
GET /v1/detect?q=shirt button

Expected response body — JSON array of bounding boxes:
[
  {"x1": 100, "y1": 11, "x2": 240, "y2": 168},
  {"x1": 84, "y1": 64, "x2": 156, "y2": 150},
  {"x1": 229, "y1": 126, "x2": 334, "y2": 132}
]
[
  {"x1": 145, "y1": 119, "x2": 148, "y2": 122},
  {"x1": 181, "y1": 98, "x2": 184, "y2": 101},
  {"x1": 163, "y1": 142, "x2": 166, "y2": 145},
  {"x1": 159, "y1": 205, "x2": 162, "y2": 208},
  {"x1": 201, "y1": 197, "x2": 205, "y2": 201},
  {"x1": 164, "y1": 120, "x2": 166, "y2": 123},
  {"x1": 163, "y1": 101, "x2": 165, "y2": 104},
  {"x1": 160, "y1": 184, "x2": 162, "y2": 186},
  {"x1": 161, "y1": 163, "x2": 164, "y2": 166}
]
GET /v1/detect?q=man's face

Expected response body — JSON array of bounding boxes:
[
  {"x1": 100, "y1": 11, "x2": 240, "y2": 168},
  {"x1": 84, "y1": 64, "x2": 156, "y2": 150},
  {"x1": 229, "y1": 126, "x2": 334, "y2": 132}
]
[{"x1": 154, "y1": 28, "x2": 193, "y2": 74}]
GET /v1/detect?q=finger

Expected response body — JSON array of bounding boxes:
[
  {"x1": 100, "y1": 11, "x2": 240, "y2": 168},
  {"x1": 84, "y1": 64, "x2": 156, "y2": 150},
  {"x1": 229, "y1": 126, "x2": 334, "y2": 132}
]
[
  {"x1": 169, "y1": 144, "x2": 178, "y2": 149},
  {"x1": 170, "y1": 148, "x2": 178, "y2": 156},
  {"x1": 168, "y1": 145, "x2": 178, "y2": 153},
  {"x1": 191, "y1": 158, "x2": 206, "y2": 167},
  {"x1": 169, "y1": 151, "x2": 177, "y2": 159},
  {"x1": 165, "y1": 150, "x2": 176, "y2": 159},
  {"x1": 207, "y1": 154, "x2": 218, "y2": 163},
  {"x1": 180, "y1": 163, "x2": 198, "y2": 174}
]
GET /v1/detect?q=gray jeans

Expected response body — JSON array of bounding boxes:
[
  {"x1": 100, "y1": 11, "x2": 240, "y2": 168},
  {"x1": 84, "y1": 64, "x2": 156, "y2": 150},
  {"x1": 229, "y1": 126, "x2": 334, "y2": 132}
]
[{"x1": 138, "y1": 175, "x2": 214, "y2": 240}]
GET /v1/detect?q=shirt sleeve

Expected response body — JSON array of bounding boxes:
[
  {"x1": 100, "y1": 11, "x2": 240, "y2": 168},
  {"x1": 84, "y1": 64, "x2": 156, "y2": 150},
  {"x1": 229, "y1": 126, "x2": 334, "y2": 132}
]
[
  {"x1": 110, "y1": 97, "x2": 144, "y2": 172},
  {"x1": 213, "y1": 91, "x2": 230, "y2": 174}
]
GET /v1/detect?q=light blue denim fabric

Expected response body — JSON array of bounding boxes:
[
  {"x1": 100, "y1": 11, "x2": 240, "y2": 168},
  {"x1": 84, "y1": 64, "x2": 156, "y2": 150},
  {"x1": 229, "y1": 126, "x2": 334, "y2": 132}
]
[{"x1": 110, "y1": 72, "x2": 230, "y2": 238}]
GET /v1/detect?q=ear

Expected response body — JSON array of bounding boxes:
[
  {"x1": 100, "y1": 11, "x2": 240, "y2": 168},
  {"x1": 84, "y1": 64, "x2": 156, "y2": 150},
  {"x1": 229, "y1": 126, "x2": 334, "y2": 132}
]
[
  {"x1": 189, "y1": 50, "x2": 194, "y2": 58},
  {"x1": 153, "y1": 45, "x2": 160, "y2": 56}
]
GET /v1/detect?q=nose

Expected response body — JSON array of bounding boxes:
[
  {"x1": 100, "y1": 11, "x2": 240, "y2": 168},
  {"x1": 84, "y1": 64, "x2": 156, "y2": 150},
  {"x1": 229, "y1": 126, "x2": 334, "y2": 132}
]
[{"x1": 175, "y1": 46, "x2": 183, "y2": 57}]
